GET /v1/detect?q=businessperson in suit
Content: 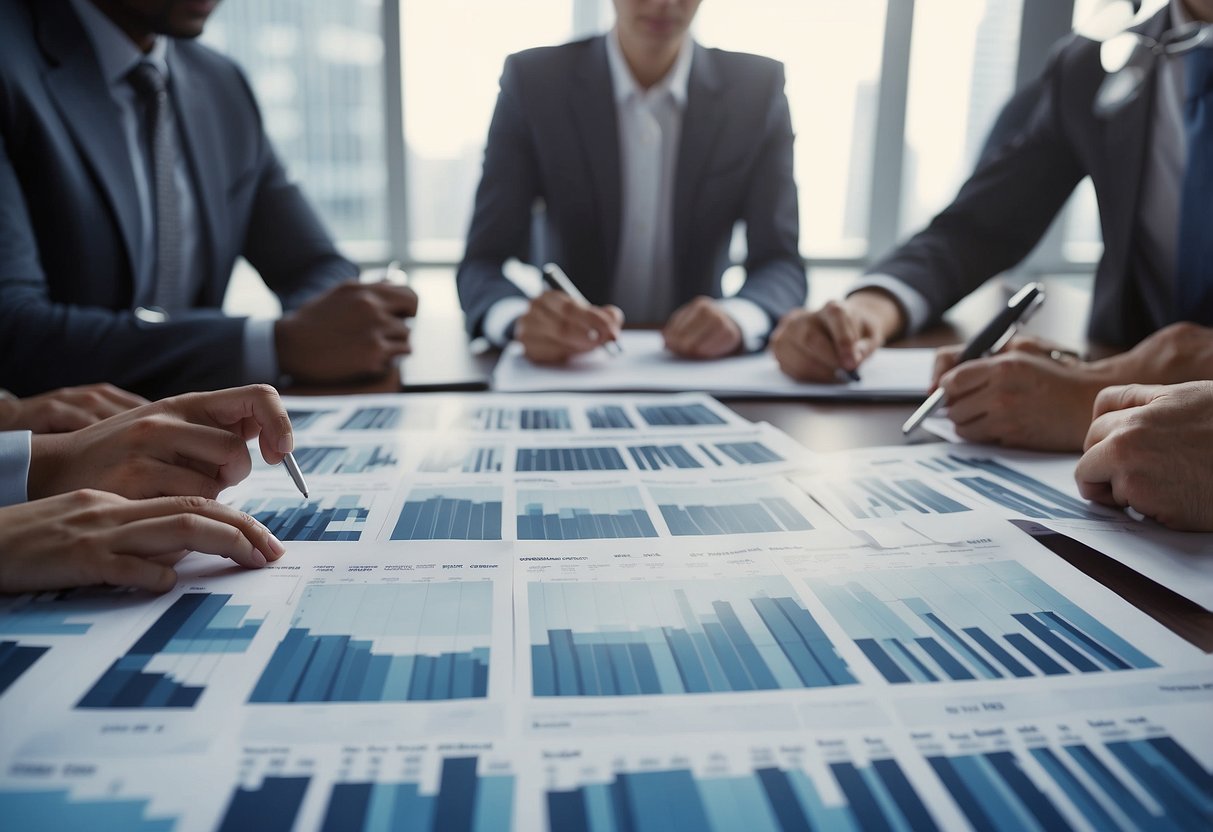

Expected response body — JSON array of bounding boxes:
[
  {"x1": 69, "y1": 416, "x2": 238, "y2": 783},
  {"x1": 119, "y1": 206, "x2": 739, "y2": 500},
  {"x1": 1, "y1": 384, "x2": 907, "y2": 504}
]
[
  {"x1": 0, "y1": 0, "x2": 418, "y2": 399},
  {"x1": 457, "y1": 0, "x2": 806, "y2": 363},
  {"x1": 772, "y1": 0, "x2": 1213, "y2": 451}
]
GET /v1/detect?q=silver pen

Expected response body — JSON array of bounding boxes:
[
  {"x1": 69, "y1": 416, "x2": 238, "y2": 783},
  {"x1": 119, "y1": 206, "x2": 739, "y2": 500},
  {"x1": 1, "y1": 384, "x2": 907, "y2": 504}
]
[
  {"x1": 541, "y1": 262, "x2": 623, "y2": 356},
  {"x1": 282, "y1": 452, "x2": 309, "y2": 498}
]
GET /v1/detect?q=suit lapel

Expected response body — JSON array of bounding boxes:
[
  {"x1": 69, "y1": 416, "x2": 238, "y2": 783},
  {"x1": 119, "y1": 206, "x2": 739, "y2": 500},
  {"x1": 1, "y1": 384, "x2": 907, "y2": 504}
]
[
  {"x1": 37, "y1": 0, "x2": 141, "y2": 283},
  {"x1": 569, "y1": 37, "x2": 621, "y2": 279},
  {"x1": 170, "y1": 47, "x2": 224, "y2": 294},
  {"x1": 673, "y1": 44, "x2": 725, "y2": 278}
]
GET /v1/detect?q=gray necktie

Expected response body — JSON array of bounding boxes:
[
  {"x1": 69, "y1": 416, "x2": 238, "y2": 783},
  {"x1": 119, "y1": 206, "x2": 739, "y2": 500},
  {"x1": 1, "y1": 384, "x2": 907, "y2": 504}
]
[{"x1": 127, "y1": 61, "x2": 184, "y2": 313}]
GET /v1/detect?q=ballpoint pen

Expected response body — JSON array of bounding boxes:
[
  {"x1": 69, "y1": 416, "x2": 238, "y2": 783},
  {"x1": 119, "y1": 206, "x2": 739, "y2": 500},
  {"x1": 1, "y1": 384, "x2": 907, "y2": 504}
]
[
  {"x1": 384, "y1": 259, "x2": 410, "y2": 286},
  {"x1": 901, "y1": 281, "x2": 1047, "y2": 435},
  {"x1": 541, "y1": 262, "x2": 624, "y2": 356},
  {"x1": 283, "y1": 452, "x2": 309, "y2": 498}
]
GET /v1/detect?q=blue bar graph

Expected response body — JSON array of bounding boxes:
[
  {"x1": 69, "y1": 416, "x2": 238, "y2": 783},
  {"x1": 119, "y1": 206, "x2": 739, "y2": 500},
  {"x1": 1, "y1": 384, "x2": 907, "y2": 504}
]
[
  {"x1": 629, "y1": 443, "x2": 703, "y2": 470},
  {"x1": 649, "y1": 484, "x2": 814, "y2": 535},
  {"x1": 0, "y1": 592, "x2": 94, "y2": 635},
  {"x1": 240, "y1": 494, "x2": 371, "y2": 541},
  {"x1": 461, "y1": 406, "x2": 571, "y2": 430},
  {"x1": 217, "y1": 775, "x2": 310, "y2": 832},
  {"x1": 711, "y1": 441, "x2": 785, "y2": 465},
  {"x1": 419, "y1": 443, "x2": 504, "y2": 473},
  {"x1": 920, "y1": 455, "x2": 1107, "y2": 520},
  {"x1": 529, "y1": 577, "x2": 854, "y2": 696},
  {"x1": 78, "y1": 593, "x2": 262, "y2": 708},
  {"x1": 929, "y1": 733, "x2": 1213, "y2": 831},
  {"x1": 318, "y1": 756, "x2": 514, "y2": 832},
  {"x1": 391, "y1": 487, "x2": 503, "y2": 540},
  {"x1": 293, "y1": 444, "x2": 399, "y2": 474},
  {"x1": 544, "y1": 755, "x2": 938, "y2": 831},
  {"x1": 586, "y1": 405, "x2": 633, "y2": 429},
  {"x1": 0, "y1": 640, "x2": 49, "y2": 695},
  {"x1": 637, "y1": 403, "x2": 727, "y2": 426},
  {"x1": 516, "y1": 446, "x2": 626, "y2": 472},
  {"x1": 808, "y1": 561, "x2": 1158, "y2": 685},
  {"x1": 287, "y1": 408, "x2": 335, "y2": 430},
  {"x1": 0, "y1": 787, "x2": 178, "y2": 831},
  {"x1": 341, "y1": 406, "x2": 404, "y2": 430},
  {"x1": 249, "y1": 582, "x2": 492, "y2": 703},
  {"x1": 826, "y1": 476, "x2": 970, "y2": 519},
  {"x1": 517, "y1": 487, "x2": 658, "y2": 540}
]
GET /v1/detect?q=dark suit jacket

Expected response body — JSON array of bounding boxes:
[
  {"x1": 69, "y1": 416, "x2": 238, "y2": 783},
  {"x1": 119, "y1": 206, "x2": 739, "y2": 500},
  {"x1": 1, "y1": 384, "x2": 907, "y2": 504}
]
[
  {"x1": 0, "y1": 0, "x2": 356, "y2": 397},
  {"x1": 456, "y1": 36, "x2": 805, "y2": 339},
  {"x1": 870, "y1": 10, "x2": 1173, "y2": 349}
]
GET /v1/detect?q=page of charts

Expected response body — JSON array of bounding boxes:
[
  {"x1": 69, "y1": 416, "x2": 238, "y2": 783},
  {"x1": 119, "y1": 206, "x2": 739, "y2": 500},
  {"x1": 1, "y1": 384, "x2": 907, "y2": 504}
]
[
  {"x1": 1, "y1": 391, "x2": 1210, "y2": 831},
  {"x1": 492, "y1": 331, "x2": 934, "y2": 399}
]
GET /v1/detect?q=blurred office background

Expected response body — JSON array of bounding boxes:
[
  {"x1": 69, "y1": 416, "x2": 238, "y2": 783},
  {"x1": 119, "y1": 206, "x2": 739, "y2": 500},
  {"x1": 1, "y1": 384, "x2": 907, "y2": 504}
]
[{"x1": 205, "y1": 0, "x2": 1165, "y2": 313}]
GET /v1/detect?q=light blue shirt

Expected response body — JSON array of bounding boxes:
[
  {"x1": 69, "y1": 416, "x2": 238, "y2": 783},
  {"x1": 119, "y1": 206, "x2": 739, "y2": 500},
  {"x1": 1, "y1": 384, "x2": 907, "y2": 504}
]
[
  {"x1": 0, "y1": 431, "x2": 31, "y2": 507},
  {"x1": 69, "y1": 0, "x2": 278, "y2": 382}
]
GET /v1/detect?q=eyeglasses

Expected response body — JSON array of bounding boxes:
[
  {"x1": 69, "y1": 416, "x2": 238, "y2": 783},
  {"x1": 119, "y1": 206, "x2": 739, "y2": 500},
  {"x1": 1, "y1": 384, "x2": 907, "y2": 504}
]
[{"x1": 1095, "y1": 21, "x2": 1213, "y2": 116}]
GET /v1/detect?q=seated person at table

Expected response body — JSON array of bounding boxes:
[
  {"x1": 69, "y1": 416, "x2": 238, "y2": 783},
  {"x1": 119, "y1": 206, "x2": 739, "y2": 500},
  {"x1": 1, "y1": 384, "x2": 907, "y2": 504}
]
[
  {"x1": 1076, "y1": 380, "x2": 1213, "y2": 531},
  {"x1": 771, "y1": 0, "x2": 1213, "y2": 451},
  {"x1": 0, "y1": 384, "x2": 292, "y2": 593},
  {"x1": 0, "y1": 0, "x2": 418, "y2": 399},
  {"x1": 457, "y1": 0, "x2": 805, "y2": 363}
]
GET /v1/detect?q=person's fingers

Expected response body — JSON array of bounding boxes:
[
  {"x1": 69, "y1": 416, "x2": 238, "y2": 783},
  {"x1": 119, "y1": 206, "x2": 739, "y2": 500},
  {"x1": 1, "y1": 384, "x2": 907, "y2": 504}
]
[
  {"x1": 519, "y1": 331, "x2": 580, "y2": 363},
  {"x1": 773, "y1": 325, "x2": 847, "y2": 381},
  {"x1": 88, "y1": 553, "x2": 178, "y2": 593},
  {"x1": 364, "y1": 283, "x2": 419, "y2": 317},
  {"x1": 951, "y1": 413, "x2": 1000, "y2": 444},
  {"x1": 937, "y1": 358, "x2": 997, "y2": 403},
  {"x1": 603, "y1": 305, "x2": 625, "y2": 332},
  {"x1": 818, "y1": 302, "x2": 864, "y2": 370},
  {"x1": 1074, "y1": 440, "x2": 1119, "y2": 504},
  {"x1": 171, "y1": 385, "x2": 294, "y2": 463},
  {"x1": 132, "y1": 457, "x2": 227, "y2": 499},
  {"x1": 931, "y1": 345, "x2": 963, "y2": 389},
  {"x1": 111, "y1": 495, "x2": 285, "y2": 562},
  {"x1": 1091, "y1": 384, "x2": 1165, "y2": 421},
  {"x1": 93, "y1": 383, "x2": 151, "y2": 410},
  {"x1": 110, "y1": 514, "x2": 268, "y2": 568},
  {"x1": 528, "y1": 299, "x2": 613, "y2": 351},
  {"x1": 133, "y1": 421, "x2": 252, "y2": 489},
  {"x1": 42, "y1": 401, "x2": 100, "y2": 432}
]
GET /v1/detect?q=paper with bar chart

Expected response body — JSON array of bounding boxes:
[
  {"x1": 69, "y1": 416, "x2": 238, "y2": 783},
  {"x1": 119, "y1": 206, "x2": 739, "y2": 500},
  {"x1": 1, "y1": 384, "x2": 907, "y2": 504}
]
[{"x1": 647, "y1": 476, "x2": 832, "y2": 537}]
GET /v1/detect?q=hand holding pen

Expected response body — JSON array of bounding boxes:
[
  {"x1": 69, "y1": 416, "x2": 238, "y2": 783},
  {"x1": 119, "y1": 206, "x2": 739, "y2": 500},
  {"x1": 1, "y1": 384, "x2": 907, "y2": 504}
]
[{"x1": 513, "y1": 263, "x2": 625, "y2": 363}]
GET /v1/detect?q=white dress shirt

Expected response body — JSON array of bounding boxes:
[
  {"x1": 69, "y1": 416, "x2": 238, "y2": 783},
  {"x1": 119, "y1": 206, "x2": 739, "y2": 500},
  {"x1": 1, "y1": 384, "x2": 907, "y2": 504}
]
[
  {"x1": 856, "y1": 0, "x2": 1190, "y2": 335},
  {"x1": 69, "y1": 0, "x2": 278, "y2": 383},
  {"x1": 483, "y1": 30, "x2": 770, "y2": 350}
]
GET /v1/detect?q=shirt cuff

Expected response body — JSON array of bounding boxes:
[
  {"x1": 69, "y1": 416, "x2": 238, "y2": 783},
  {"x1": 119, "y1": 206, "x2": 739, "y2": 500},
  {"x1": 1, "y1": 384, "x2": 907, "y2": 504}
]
[
  {"x1": 0, "y1": 430, "x2": 31, "y2": 507},
  {"x1": 483, "y1": 297, "x2": 532, "y2": 348},
  {"x1": 242, "y1": 319, "x2": 282, "y2": 384},
  {"x1": 716, "y1": 297, "x2": 772, "y2": 353},
  {"x1": 849, "y1": 274, "x2": 932, "y2": 336}
]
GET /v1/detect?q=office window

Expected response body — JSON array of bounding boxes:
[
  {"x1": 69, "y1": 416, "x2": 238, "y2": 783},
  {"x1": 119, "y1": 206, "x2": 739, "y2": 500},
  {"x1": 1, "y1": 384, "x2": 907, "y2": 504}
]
[
  {"x1": 694, "y1": 1, "x2": 888, "y2": 259},
  {"x1": 204, "y1": 0, "x2": 389, "y2": 259},
  {"x1": 402, "y1": 2, "x2": 576, "y2": 262},
  {"x1": 900, "y1": 0, "x2": 1024, "y2": 240}
]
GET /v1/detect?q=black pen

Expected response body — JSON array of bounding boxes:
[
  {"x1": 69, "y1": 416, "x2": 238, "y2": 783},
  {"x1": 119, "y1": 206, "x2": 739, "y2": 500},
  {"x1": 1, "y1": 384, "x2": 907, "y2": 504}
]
[
  {"x1": 541, "y1": 262, "x2": 623, "y2": 356},
  {"x1": 901, "y1": 281, "x2": 1046, "y2": 435}
]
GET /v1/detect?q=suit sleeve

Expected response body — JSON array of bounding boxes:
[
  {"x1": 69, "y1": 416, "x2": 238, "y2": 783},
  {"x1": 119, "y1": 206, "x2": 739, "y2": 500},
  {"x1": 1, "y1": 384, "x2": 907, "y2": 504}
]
[
  {"x1": 456, "y1": 56, "x2": 539, "y2": 338},
  {"x1": 866, "y1": 45, "x2": 1087, "y2": 327},
  {"x1": 236, "y1": 71, "x2": 357, "y2": 311},
  {"x1": 734, "y1": 64, "x2": 807, "y2": 326},
  {"x1": 0, "y1": 128, "x2": 252, "y2": 399}
]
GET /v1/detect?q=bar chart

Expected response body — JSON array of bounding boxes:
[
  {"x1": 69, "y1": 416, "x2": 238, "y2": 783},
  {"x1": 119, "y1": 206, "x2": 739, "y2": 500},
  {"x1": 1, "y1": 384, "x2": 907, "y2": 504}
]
[
  {"x1": 708, "y1": 440, "x2": 785, "y2": 466},
  {"x1": 0, "y1": 592, "x2": 94, "y2": 635},
  {"x1": 628, "y1": 443, "x2": 704, "y2": 470},
  {"x1": 418, "y1": 443, "x2": 504, "y2": 474},
  {"x1": 0, "y1": 640, "x2": 49, "y2": 695},
  {"x1": 650, "y1": 483, "x2": 814, "y2": 535},
  {"x1": 390, "y1": 487, "x2": 503, "y2": 540},
  {"x1": 637, "y1": 403, "x2": 727, "y2": 427},
  {"x1": 919, "y1": 455, "x2": 1106, "y2": 520},
  {"x1": 318, "y1": 756, "x2": 513, "y2": 832},
  {"x1": 585, "y1": 405, "x2": 633, "y2": 429},
  {"x1": 293, "y1": 444, "x2": 399, "y2": 475},
  {"x1": 807, "y1": 561, "x2": 1158, "y2": 684},
  {"x1": 544, "y1": 752, "x2": 939, "y2": 831},
  {"x1": 287, "y1": 408, "x2": 336, "y2": 430},
  {"x1": 217, "y1": 775, "x2": 309, "y2": 832},
  {"x1": 240, "y1": 494, "x2": 371, "y2": 542},
  {"x1": 528, "y1": 577, "x2": 855, "y2": 696},
  {"x1": 78, "y1": 593, "x2": 262, "y2": 708},
  {"x1": 515, "y1": 446, "x2": 627, "y2": 472},
  {"x1": 822, "y1": 475, "x2": 971, "y2": 519},
  {"x1": 0, "y1": 786, "x2": 180, "y2": 831},
  {"x1": 925, "y1": 732, "x2": 1213, "y2": 830},
  {"x1": 460, "y1": 406, "x2": 571, "y2": 431},
  {"x1": 248, "y1": 581, "x2": 492, "y2": 703},
  {"x1": 340, "y1": 406, "x2": 404, "y2": 430},
  {"x1": 516, "y1": 487, "x2": 658, "y2": 540}
]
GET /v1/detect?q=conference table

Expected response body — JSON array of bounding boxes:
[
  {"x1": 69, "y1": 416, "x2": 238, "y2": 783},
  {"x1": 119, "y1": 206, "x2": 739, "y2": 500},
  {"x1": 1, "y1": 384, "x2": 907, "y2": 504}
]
[{"x1": 296, "y1": 268, "x2": 1213, "y2": 653}]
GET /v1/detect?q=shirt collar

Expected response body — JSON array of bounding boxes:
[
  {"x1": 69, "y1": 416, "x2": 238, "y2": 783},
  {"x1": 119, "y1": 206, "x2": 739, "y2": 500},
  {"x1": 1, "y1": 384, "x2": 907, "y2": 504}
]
[
  {"x1": 68, "y1": 0, "x2": 170, "y2": 89},
  {"x1": 605, "y1": 28, "x2": 694, "y2": 108}
]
